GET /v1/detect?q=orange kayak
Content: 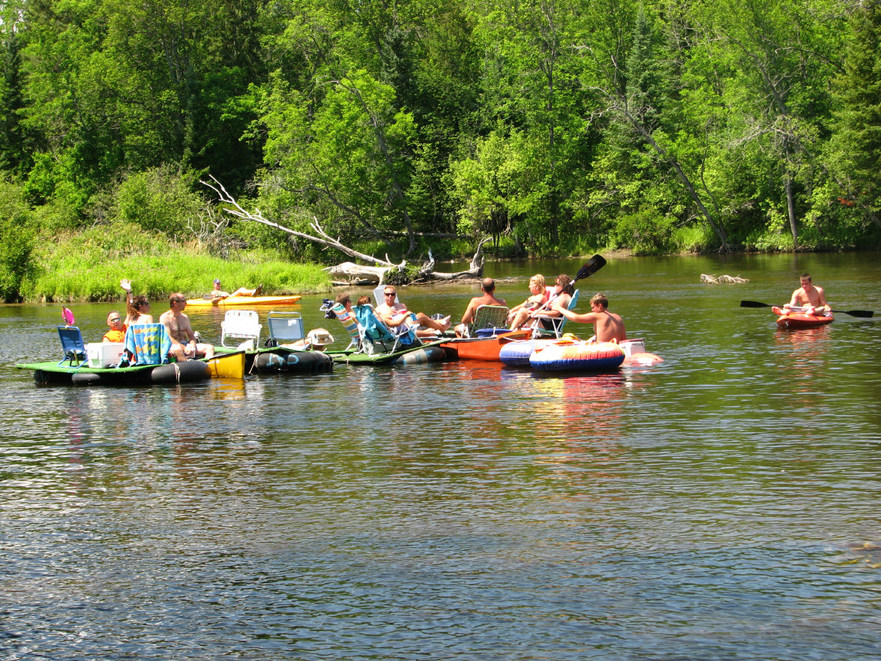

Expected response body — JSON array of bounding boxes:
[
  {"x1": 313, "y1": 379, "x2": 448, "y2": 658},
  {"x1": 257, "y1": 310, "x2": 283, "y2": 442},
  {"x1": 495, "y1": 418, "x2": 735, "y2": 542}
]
[
  {"x1": 185, "y1": 295, "x2": 302, "y2": 307},
  {"x1": 772, "y1": 306, "x2": 834, "y2": 329},
  {"x1": 440, "y1": 329, "x2": 531, "y2": 361}
]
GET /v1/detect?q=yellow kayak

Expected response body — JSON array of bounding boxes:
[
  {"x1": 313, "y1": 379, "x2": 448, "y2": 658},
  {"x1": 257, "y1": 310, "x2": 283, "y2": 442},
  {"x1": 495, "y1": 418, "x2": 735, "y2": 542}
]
[{"x1": 185, "y1": 295, "x2": 302, "y2": 307}]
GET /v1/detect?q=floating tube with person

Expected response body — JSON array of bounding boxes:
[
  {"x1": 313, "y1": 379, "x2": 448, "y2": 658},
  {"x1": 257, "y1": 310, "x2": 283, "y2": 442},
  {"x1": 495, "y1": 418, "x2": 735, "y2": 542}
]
[{"x1": 528, "y1": 338, "x2": 625, "y2": 373}]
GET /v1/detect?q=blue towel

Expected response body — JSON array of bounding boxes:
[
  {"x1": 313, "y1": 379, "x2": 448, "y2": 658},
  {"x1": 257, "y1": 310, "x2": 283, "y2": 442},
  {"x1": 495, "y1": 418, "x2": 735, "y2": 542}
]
[{"x1": 124, "y1": 323, "x2": 172, "y2": 365}]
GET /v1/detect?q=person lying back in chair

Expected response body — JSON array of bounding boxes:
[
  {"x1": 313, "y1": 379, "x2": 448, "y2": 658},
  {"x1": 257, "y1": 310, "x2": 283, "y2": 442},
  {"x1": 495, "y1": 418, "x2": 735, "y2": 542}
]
[
  {"x1": 375, "y1": 286, "x2": 451, "y2": 337},
  {"x1": 527, "y1": 274, "x2": 574, "y2": 331}
]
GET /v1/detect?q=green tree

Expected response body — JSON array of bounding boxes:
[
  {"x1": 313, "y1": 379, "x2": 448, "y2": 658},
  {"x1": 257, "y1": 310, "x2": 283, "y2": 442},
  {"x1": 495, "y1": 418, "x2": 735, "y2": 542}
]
[
  {"x1": 694, "y1": 0, "x2": 846, "y2": 248},
  {"x1": 0, "y1": 180, "x2": 36, "y2": 301},
  {"x1": 826, "y1": 0, "x2": 881, "y2": 231},
  {"x1": 260, "y1": 69, "x2": 419, "y2": 251}
]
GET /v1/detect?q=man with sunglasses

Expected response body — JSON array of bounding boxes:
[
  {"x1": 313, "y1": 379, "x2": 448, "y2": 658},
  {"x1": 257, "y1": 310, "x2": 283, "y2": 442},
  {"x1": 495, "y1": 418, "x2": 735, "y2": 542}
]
[
  {"x1": 160, "y1": 293, "x2": 215, "y2": 360},
  {"x1": 375, "y1": 287, "x2": 451, "y2": 337},
  {"x1": 102, "y1": 311, "x2": 126, "y2": 343}
]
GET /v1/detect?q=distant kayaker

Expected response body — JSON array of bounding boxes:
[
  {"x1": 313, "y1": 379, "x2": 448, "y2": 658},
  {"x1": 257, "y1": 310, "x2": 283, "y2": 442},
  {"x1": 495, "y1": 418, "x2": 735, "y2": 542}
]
[
  {"x1": 454, "y1": 278, "x2": 507, "y2": 336},
  {"x1": 160, "y1": 293, "x2": 215, "y2": 360},
  {"x1": 103, "y1": 311, "x2": 126, "y2": 343},
  {"x1": 784, "y1": 273, "x2": 830, "y2": 316},
  {"x1": 209, "y1": 279, "x2": 262, "y2": 299},
  {"x1": 552, "y1": 292, "x2": 626, "y2": 343},
  {"x1": 376, "y1": 286, "x2": 451, "y2": 337}
]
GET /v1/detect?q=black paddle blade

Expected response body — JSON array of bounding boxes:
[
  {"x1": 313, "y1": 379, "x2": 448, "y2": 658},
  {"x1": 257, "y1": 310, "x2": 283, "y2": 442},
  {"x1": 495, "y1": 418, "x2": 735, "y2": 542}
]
[
  {"x1": 740, "y1": 300, "x2": 773, "y2": 308},
  {"x1": 839, "y1": 309, "x2": 874, "y2": 318},
  {"x1": 574, "y1": 255, "x2": 607, "y2": 282}
]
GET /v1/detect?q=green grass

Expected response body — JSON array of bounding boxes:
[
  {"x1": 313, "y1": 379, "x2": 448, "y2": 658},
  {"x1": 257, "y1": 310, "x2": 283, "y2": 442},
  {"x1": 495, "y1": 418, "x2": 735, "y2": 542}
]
[{"x1": 22, "y1": 227, "x2": 332, "y2": 302}]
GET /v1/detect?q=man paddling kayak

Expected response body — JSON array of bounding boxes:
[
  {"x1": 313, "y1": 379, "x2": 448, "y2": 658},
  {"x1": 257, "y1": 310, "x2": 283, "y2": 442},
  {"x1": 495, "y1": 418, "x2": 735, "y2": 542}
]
[{"x1": 784, "y1": 273, "x2": 830, "y2": 316}]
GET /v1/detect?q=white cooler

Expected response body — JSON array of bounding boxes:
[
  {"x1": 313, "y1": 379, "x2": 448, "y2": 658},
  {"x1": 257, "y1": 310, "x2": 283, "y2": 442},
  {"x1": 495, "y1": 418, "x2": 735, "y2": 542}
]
[{"x1": 86, "y1": 342, "x2": 125, "y2": 368}]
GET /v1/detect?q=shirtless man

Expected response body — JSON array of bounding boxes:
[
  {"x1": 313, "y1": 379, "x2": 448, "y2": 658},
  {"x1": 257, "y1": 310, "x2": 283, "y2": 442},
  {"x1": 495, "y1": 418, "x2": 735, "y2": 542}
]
[
  {"x1": 553, "y1": 292, "x2": 626, "y2": 343},
  {"x1": 209, "y1": 279, "x2": 262, "y2": 298},
  {"x1": 454, "y1": 278, "x2": 507, "y2": 336},
  {"x1": 160, "y1": 293, "x2": 215, "y2": 360},
  {"x1": 375, "y1": 286, "x2": 451, "y2": 337},
  {"x1": 784, "y1": 273, "x2": 830, "y2": 316}
]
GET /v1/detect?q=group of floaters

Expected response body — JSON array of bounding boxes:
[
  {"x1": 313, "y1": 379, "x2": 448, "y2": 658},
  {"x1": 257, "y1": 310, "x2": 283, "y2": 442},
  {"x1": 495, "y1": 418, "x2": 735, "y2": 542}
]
[
  {"x1": 85, "y1": 267, "x2": 867, "y2": 377},
  {"x1": 328, "y1": 256, "x2": 665, "y2": 372}
]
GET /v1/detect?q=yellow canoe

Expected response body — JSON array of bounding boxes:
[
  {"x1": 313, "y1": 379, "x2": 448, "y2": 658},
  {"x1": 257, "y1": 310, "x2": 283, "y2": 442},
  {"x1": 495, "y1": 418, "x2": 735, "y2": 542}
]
[{"x1": 185, "y1": 295, "x2": 302, "y2": 307}]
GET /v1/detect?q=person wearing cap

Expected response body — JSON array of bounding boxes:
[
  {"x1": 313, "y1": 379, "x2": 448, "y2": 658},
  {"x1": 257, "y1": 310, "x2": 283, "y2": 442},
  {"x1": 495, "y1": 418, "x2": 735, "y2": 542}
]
[{"x1": 208, "y1": 279, "x2": 262, "y2": 299}]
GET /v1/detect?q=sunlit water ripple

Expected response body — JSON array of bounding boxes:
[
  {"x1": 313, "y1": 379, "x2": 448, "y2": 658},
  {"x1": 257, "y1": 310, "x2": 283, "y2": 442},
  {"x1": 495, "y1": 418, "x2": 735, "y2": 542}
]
[{"x1": 2, "y1": 254, "x2": 881, "y2": 659}]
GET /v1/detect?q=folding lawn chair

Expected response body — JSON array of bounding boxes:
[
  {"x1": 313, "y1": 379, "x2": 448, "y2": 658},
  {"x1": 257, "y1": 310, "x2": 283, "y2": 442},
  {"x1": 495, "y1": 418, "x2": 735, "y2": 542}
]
[{"x1": 57, "y1": 326, "x2": 88, "y2": 367}]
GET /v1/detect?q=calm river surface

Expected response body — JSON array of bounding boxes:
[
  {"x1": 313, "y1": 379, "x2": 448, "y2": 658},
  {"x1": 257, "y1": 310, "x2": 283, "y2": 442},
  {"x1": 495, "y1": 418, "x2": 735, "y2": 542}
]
[{"x1": 2, "y1": 253, "x2": 881, "y2": 660}]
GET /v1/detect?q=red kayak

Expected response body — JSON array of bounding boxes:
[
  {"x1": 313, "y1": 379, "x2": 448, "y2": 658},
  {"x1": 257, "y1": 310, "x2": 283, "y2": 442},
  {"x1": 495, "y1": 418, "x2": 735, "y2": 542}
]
[{"x1": 772, "y1": 306, "x2": 834, "y2": 329}]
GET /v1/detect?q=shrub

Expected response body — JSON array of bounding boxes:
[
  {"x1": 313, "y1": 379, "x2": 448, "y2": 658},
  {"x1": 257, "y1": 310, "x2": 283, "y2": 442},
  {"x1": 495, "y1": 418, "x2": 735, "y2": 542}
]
[
  {"x1": 0, "y1": 181, "x2": 36, "y2": 301},
  {"x1": 114, "y1": 165, "x2": 204, "y2": 239}
]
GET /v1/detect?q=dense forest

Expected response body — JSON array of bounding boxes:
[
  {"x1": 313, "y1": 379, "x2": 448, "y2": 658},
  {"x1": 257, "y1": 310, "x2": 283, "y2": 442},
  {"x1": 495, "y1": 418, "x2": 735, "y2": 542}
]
[{"x1": 1, "y1": 0, "x2": 880, "y2": 301}]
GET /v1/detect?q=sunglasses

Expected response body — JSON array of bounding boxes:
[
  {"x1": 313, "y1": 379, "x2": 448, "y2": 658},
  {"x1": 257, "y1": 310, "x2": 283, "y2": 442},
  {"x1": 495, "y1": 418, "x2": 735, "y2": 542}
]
[
  {"x1": 384, "y1": 292, "x2": 396, "y2": 296},
  {"x1": 109, "y1": 318, "x2": 121, "y2": 322}
]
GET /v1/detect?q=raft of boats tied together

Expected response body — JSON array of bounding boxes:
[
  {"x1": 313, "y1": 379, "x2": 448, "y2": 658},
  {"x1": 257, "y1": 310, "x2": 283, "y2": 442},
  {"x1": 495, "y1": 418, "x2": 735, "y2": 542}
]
[{"x1": 18, "y1": 255, "x2": 874, "y2": 387}]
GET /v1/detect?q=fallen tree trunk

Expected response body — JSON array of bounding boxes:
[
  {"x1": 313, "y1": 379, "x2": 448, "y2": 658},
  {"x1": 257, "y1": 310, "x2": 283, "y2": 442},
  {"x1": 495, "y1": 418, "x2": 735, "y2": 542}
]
[{"x1": 202, "y1": 176, "x2": 486, "y2": 284}]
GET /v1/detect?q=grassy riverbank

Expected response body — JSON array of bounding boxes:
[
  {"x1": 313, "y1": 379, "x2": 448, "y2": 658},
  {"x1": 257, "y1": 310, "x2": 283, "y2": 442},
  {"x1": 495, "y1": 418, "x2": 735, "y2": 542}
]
[{"x1": 20, "y1": 225, "x2": 332, "y2": 303}]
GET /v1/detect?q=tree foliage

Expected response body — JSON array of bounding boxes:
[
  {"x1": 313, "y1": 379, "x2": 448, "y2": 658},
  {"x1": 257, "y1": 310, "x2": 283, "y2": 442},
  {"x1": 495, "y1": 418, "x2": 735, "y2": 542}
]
[{"x1": 1, "y1": 0, "x2": 879, "y2": 282}]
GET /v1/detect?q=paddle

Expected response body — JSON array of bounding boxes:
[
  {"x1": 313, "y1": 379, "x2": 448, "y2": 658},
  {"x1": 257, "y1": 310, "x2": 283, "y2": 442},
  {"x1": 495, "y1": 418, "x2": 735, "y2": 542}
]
[{"x1": 739, "y1": 300, "x2": 874, "y2": 318}]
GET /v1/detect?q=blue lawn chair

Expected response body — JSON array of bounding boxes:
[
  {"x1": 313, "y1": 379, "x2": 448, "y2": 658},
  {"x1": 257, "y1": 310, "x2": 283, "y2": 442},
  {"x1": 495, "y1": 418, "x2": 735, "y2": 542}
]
[
  {"x1": 57, "y1": 326, "x2": 88, "y2": 367},
  {"x1": 352, "y1": 304, "x2": 420, "y2": 354}
]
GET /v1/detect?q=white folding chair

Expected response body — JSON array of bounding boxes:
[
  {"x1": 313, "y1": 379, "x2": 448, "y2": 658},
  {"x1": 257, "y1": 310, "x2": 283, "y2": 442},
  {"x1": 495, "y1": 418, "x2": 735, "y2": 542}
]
[{"x1": 221, "y1": 310, "x2": 262, "y2": 348}]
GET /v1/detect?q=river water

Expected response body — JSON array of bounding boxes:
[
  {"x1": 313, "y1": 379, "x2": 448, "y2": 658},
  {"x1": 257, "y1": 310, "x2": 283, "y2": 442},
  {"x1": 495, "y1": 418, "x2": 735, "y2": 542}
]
[{"x1": 2, "y1": 253, "x2": 880, "y2": 659}]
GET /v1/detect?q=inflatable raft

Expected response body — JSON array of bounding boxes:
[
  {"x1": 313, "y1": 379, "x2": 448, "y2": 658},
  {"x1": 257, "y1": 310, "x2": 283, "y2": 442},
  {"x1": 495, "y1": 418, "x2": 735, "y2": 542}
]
[
  {"x1": 250, "y1": 347, "x2": 334, "y2": 373},
  {"x1": 529, "y1": 339, "x2": 625, "y2": 372},
  {"x1": 19, "y1": 357, "x2": 219, "y2": 386},
  {"x1": 772, "y1": 306, "x2": 834, "y2": 329}
]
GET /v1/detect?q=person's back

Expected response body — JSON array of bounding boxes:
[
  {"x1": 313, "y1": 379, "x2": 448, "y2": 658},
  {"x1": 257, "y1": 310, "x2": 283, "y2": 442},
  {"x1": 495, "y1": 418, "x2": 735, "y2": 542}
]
[
  {"x1": 461, "y1": 278, "x2": 506, "y2": 324},
  {"x1": 593, "y1": 308, "x2": 626, "y2": 343},
  {"x1": 553, "y1": 292, "x2": 626, "y2": 343}
]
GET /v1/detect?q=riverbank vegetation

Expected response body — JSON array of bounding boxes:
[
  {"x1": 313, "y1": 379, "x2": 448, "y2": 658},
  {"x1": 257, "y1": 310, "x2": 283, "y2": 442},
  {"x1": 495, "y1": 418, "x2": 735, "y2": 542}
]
[{"x1": 2, "y1": 0, "x2": 880, "y2": 301}]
